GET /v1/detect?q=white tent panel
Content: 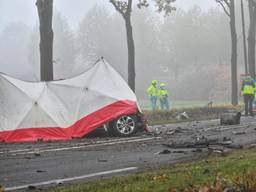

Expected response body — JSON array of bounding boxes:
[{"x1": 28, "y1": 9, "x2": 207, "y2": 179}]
[
  {"x1": 2, "y1": 75, "x2": 45, "y2": 101},
  {"x1": 0, "y1": 76, "x2": 35, "y2": 131},
  {"x1": 0, "y1": 59, "x2": 139, "y2": 142},
  {"x1": 17, "y1": 104, "x2": 59, "y2": 129},
  {"x1": 89, "y1": 60, "x2": 137, "y2": 101}
]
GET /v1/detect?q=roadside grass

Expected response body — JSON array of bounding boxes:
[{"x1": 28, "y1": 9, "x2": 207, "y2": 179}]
[
  {"x1": 138, "y1": 100, "x2": 238, "y2": 110},
  {"x1": 48, "y1": 148, "x2": 256, "y2": 192},
  {"x1": 139, "y1": 100, "x2": 216, "y2": 110},
  {"x1": 144, "y1": 104, "x2": 243, "y2": 125}
]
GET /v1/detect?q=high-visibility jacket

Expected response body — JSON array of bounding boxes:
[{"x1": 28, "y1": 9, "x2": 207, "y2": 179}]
[
  {"x1": 159, "y1": 89, "x2": 168, "y2": 98},
  {"x1": 147, "y1": 85, "x2": 158, "y2": 97},
  {"x1": 242, "y1": 81, "x2": 254, "y2": 95}
]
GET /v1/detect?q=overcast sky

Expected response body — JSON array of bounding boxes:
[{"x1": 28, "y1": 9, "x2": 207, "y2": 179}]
[{"x1": 0, "y1": 0, "x2": 217, "y2": 31}]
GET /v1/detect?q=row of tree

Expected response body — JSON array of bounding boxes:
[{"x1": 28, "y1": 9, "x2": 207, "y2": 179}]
[
  {"x1": 24, "y1": 5, "x2": 232, "y2": 100},
  {"x1": 36, "y1": 0, "x2": 175, "y2": 92},
  {"x1": 0, "y1": 1, "x2": 254, "y2": 102}
]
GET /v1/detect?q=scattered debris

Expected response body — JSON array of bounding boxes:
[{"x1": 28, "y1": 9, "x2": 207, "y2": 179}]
[
  {"x1": 153, "y1": 127, "x2": 162, "y2": 135},
  {"x1": 172, "y1": 150, "x2": 186, "y2": 154},
  {"x1": 163, "y1": 138, "x2": 219, "y2": 149},
  {"x1": 97, "y1": 159, "x2": 108, "y2": 162},
  {"x1": 232, "y1": 131, "x2": 246, "y2": 135},
  {"x1": 218, "y1": 140, "x2": 233, "y2": 146},
  {"x1": 166, "y1": 127, "x2": 183, "y2": 135},
  {"x1": 36, "y1": 170, "x2": 47, "y2": 173},
  {"x1": 220, "y1": 112, "x2": 241, "y2": 125},
  {"x1": 28, "y1": 185, "x2": 36, "y2": 190},
  {"x1": 155, "y1": 149, "x2": 171, "y2": 155},
  {"x1": 213, "y1": 150, "x2": 224, "y2": 154},
  {"x1": 176, "y1": 112, "x2": 189, "y2": 121},
  {"x1": 223, "y1": 137, "x2": 231, "y2": 141},
  {"x1": 34, "y1": 149, "x2": 41, "y2": 157},
  {"x1": 166, "y1": 130, "x2": 176, "y2": 135}
]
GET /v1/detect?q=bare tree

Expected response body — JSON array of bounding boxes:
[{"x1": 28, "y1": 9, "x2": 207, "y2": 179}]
[
  {"x1": 36, "y1": 0, "x2": 54, "y2": 81},
  {"x1": 248, "y1": 0, "x2": 256, "y2": 78},
  {"x1": 216, "y1": 0, "x2": 238, "y2": 105},
  {"x1": 109, "y1": 0, "x2": 175, "y2": 92},
  {"x1": 241, "y1": 0, "x2": 248, "y2": 74}
]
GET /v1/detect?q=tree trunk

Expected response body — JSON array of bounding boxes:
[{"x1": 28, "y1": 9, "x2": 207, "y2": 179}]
[
  {"x1": 36, "y1": 0, "x2": 54, "y2": 81},
  {"x1": 248, "y1": 0, "x2": 256, "y2": 78},
  {"x1": 125, "y1": 17, "x2": 136, "y2": 92},
  {"x1": 230, "y1": 0, "x2": 238, "y2": 105},
  {"x1": 241, "y1": 0, "x2": 248, "y2": 74}
]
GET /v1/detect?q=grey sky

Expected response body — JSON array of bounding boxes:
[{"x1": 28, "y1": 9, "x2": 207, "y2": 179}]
[{"x1": 0, "y1": 0, "x2": 217, "y2": 31}]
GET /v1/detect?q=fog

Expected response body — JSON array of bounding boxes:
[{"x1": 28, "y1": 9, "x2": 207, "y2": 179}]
[{"x1": 0, "y1": 0, "x2": 250, "y2": 102}]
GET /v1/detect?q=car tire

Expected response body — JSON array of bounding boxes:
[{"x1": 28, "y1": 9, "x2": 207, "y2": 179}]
[{"x1": 109, "y1": 115, "x2": 138, "y2": 137}]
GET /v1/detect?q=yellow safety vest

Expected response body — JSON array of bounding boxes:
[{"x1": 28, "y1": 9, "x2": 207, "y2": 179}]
[
  {"x1": 147, "y1": 85, "x2": 158, "y2": 97},
  {"x1": 159, "y1": 89, "x2": 168, "y2": 97},
  {"x1": 243, "y1": 84, "x2": 254, "y2": 95}
]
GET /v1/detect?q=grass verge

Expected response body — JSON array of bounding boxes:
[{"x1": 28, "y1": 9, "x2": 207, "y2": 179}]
[
  {"x1": 47, "y1": 148, "x2": 256, "y2": 192},
  {"x1": 144, "y1": 104, "x2": 243, "y2": 125}
]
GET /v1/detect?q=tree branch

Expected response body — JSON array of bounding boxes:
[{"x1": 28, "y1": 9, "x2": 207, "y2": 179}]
[
  {"x1": 109, "y1": 0, "x2": 126, "y2": 18},
  {"x1": 216, "y1": 0, "x2": 231, "y2": 17},
  {"x1": 223, "y1": 0, "x2": 231, "y2": 8}
]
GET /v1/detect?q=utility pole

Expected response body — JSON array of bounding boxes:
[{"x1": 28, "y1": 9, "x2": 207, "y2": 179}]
[{"x1": 241, "y1": 0, "x2": 248, "y2": 75}]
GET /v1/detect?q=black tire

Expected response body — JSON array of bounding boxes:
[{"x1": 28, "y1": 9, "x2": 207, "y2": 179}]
[{"x1": 109, "y1": 115, "x2": 138, "y2": 137}]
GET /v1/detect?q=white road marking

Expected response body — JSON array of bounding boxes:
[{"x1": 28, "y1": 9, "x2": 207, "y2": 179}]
[
  {"x1": 0, "y1": 136, "x2": 145, "y2": 154},
  {"x1": 4, "y1": 167, "x2": 138, "y2": 191},
  {"x1": 0, "y1": 136, "x2": 154, "y2": 154},
  {"x1": 4, "y1": 137, "x2": 160, "y2": 156}
]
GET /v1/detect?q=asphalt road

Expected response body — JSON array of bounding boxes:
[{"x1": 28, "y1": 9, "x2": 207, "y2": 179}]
[{"x1": 1, "y1": 117, "x2": 256, "y2": 191}]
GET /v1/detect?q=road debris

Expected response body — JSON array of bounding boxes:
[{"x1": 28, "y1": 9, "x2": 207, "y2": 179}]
[
  {"x1": 166, "y1": 127, "x2": 183, "y2": 135},
  {"x1": 34, "y1": 149, "x2": 41, "y2": 157},
  {"x1": 28, "y1": 185, "x2": 36, "y2": 190},
  {"x1": 232, "y1": 131, "x2": 246, "y2": 135},
  {"x1": 172, "y1": 150, "x2": 186, "y2": 154},
  {"x1": 36, "y1": 170, "x2": 47, "y2": 173},
  {"x1": 155, "y1": 149, "x2": 171, "y2": 155},
  {"x1": 176, "y1": 112, "x2": 189, "y2": 121},
  {"x1": 163, "y1": 138, "x2": 219, "y2": 149},
  {"x1": 220, "y1": 111, "x2": 241, "y2": 125},
  {"x1": 97, "y1": 159, "x2": 108, "y2": 162}
]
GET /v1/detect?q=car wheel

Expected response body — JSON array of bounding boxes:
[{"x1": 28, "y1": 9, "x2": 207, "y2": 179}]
[{"x1": 110, "y1": 115, "x2": 138, "y2": 136}]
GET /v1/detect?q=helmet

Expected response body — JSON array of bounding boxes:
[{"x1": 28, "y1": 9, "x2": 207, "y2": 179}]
[
  {"x1": 245, "y1": 75, "x2": 252, "y2": 82},
  {"x1": 160, "y1": 83, "x2": 166, "y2": 87},
  {"x1": 151, "y1": 80, "x2": 158, "y2": 85}
]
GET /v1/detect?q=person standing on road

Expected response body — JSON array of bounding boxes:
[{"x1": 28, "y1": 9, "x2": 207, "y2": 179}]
[
  {"x1": 147, "y1": 80, "x2": 158, "y2": 110},
  {"x1": 241, "y1": 75, "x2": 255, "y2": 116},
  {"x1": 159, "y1": 83, "x2": 170, "y2": 110}
]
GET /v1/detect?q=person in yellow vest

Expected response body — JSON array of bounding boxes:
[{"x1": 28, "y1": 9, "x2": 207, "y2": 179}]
[
  {"x1": 159, "y1": 83, "x2": 169, "y2": 110},
  {"x1": 241, "y1": 75, "x2": 255, "y2": 116},
  {"x1": 147, "y1": 80, "x2": 158, "y2": 110},
  {"x1": 254, "y1": 79, "x2": 256, "y2": 109}
]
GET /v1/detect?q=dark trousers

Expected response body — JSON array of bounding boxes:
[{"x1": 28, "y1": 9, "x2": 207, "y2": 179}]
[{"x1": 244, "y1": 94, "x2": 254, "y2": 116}]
